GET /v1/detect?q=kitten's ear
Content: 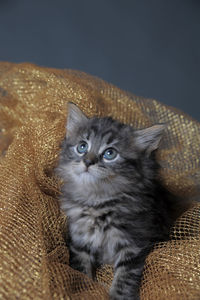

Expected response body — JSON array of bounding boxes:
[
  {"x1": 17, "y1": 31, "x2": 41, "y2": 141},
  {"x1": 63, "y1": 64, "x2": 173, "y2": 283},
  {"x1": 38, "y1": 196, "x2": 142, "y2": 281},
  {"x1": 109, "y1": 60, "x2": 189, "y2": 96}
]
[
  {"x1": 134, "y1": 124, "x2": 165, "y2": 155},
  {"x1": 66, "y1": 102, "x2": 88, "y2": 137}
]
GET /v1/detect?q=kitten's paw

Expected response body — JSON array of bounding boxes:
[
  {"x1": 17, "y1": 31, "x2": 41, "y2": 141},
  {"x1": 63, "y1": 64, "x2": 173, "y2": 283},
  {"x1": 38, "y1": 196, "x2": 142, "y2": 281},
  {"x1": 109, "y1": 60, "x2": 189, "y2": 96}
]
[
  {"x1": 109, "y1": 289, "x2": 139, "y2": 300},
  {"x1": 110, "y1": 295, "x2": 139, "y2": 300}
]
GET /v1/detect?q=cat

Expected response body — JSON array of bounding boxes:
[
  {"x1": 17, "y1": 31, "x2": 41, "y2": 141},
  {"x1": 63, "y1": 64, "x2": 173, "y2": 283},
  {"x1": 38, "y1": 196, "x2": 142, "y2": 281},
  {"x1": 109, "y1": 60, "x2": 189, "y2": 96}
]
[{"x1": 56, "y1": 102, "x2": 186, "y2": 300}]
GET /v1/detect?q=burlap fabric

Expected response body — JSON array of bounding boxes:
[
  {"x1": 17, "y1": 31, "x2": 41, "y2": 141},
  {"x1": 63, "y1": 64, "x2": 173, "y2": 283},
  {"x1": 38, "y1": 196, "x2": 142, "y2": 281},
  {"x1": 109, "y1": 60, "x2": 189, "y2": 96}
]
[{"x1": 0, "y1": 62, "x2": 199, "y2": 300}]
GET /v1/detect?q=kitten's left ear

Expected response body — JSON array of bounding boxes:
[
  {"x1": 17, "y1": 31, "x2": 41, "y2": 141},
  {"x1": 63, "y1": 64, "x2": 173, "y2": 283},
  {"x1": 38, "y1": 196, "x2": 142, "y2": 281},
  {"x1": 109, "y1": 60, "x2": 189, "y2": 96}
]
[
  {"x1": 134, "y1": 124, "x2": 165, "y2": 155},
  {"x1": 66, "y1": 102, "x2": 88, "y2": 137}
]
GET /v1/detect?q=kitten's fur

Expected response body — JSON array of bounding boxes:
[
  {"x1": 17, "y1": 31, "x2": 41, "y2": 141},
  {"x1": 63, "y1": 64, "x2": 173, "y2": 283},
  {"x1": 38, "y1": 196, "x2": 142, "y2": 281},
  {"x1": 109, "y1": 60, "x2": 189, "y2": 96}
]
[{"x1": 56, "y1": 103, "x2": 186, "y2": 300}]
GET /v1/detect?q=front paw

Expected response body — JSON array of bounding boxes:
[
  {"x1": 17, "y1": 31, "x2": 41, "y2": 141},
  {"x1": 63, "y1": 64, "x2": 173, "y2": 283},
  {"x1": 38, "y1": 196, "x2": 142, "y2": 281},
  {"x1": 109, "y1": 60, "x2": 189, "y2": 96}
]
[
  {"x1": 109, "y1": 287, "x2": 122, "y2": 300},
  {"x1": 109, "y1": 288, "x2": 139, "y2": 300}
]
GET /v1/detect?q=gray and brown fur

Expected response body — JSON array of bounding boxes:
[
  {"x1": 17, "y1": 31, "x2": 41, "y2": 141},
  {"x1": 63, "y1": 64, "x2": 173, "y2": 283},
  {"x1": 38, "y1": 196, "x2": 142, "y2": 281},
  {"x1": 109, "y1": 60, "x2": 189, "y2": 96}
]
[{"x1": 56, "y1": 103, "x2": 186, "y2": 300}]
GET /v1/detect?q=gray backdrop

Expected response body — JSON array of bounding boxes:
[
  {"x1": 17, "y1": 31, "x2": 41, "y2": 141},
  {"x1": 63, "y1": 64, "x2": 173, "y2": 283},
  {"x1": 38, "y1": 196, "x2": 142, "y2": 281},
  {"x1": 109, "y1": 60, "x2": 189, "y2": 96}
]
[{"x1": 0, "y1": 0, "x2": 199, "y2": 121}]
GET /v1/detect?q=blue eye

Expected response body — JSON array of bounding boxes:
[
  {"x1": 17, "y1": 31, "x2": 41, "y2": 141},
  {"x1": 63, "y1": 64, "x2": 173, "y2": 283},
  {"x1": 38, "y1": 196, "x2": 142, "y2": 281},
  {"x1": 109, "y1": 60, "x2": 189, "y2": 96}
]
[
  {"x1": 77, "y1": 141, "x2": 88, "y2": 154},
  {"x1": 103, "y1": 148, "x2": 118, "y2": 161}
]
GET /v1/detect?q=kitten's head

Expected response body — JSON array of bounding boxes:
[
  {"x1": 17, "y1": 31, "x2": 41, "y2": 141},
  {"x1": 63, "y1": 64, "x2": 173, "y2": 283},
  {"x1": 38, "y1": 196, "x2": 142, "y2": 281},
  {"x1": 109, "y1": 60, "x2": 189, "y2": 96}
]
[{"x1": 58, "y1": 103, "x2": 164, "y2": 198}]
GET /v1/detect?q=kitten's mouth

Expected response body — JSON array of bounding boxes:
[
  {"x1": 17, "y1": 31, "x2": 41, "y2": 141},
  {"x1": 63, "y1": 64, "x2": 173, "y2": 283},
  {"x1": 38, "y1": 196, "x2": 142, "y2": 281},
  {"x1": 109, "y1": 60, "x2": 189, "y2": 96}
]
[
  {"x1": 83, "y1": 168, "x2": 92, "y2": 175},
  {"x1": 78, "y1": 169, "x2": 96, "y2": 182},
  {"x1": 74, "y1": 163, "x2": 109, "y2": 180},
  {"x1": 83, "y1": 164, "x2": 94, "y2": 174},
  {"x1": 79, "y1": 166, "x2": 92, "y2": 175}
]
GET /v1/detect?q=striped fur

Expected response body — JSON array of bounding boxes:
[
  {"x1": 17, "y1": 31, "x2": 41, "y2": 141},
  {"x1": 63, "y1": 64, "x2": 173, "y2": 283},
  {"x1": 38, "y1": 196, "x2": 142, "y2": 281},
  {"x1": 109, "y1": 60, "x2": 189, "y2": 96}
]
[{"x1": 56, "y1": 103, "x2": 182, "y2": 300}]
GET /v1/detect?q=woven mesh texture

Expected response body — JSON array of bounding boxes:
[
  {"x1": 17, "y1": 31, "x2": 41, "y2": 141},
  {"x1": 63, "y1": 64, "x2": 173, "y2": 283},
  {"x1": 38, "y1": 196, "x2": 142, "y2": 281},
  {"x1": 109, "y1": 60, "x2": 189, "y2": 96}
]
[{"x1": 0, "y1": 62, "x2": 199, "y2": 300}]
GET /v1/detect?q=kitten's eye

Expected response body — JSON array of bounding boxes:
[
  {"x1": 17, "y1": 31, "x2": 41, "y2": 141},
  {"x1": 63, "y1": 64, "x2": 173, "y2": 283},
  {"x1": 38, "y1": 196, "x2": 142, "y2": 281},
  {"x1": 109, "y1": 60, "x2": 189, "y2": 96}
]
[
  {"x1": 103, "y1": 148, "x2": 118, "y2": 161},
  {"x1": 76, "y1": 141, "x2": 88, "y2": 154}
]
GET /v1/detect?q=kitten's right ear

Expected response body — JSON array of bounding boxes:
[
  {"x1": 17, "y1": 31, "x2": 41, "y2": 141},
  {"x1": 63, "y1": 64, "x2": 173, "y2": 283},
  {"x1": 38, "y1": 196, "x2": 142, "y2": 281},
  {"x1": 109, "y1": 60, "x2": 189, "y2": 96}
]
[{"x1": 66, "y1": 102, "x2": 88, "y2": 137}]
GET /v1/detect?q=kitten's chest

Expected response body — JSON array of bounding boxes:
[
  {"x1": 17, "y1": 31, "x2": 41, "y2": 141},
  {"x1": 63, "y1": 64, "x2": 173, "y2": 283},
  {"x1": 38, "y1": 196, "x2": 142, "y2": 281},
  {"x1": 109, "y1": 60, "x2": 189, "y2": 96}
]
[{"x1": 68, "y1": 205, "x2": 115, "y2": 261}]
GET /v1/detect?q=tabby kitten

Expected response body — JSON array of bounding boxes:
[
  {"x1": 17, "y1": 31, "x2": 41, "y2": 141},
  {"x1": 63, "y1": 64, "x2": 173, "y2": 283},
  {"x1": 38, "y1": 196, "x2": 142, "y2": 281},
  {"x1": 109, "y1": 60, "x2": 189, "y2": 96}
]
[{"x1": 56, "y1": 103, "x2": 180, "y2": 300}]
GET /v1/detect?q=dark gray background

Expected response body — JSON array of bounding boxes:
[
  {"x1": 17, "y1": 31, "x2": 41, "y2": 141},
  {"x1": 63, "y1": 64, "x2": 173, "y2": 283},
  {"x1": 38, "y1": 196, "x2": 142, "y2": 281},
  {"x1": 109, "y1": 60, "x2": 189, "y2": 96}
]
[{"x1": 0, "y1": 0, "x2": 199, "y2": 121}]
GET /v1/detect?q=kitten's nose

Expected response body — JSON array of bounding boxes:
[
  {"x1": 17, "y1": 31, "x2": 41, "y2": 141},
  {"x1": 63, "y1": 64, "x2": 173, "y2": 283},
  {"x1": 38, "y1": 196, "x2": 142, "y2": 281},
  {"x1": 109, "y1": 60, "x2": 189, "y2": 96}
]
[{"x1": 83, "y1": 154, "x2": 98, "y2": 168}]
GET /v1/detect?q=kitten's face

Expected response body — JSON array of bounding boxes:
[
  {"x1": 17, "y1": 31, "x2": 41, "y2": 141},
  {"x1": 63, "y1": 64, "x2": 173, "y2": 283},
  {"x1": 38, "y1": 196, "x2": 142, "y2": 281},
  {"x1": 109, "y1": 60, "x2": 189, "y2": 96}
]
[
  {"x1": 61, "y1": 119, "x2": 134, "y2": 191},
  {"x1": 58, "y1": 103, "x2": 164, "y2": 195}
]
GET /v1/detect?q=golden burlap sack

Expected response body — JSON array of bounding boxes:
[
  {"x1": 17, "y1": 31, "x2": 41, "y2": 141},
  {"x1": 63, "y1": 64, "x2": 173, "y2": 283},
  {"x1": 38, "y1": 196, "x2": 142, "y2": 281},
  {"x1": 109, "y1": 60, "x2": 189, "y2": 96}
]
[{"x1": 0, "y1": 62, "x2": 199, "y2": 300}]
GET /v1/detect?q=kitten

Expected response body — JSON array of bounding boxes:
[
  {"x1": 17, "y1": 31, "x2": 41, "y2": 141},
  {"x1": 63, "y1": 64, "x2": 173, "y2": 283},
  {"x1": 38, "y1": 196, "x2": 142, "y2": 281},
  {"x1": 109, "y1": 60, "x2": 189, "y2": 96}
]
[{"x1": 56, "y1": 103, "x2": 185, "y2": 300}]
